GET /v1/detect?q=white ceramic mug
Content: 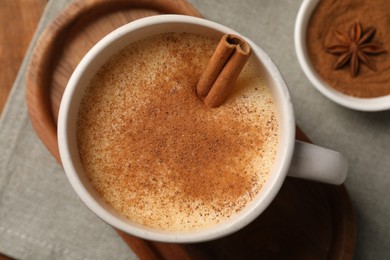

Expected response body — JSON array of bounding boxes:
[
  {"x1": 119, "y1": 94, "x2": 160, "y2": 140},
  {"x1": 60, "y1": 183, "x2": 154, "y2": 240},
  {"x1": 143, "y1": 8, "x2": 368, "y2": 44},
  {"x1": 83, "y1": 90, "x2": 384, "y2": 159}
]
[{"x1": 58, "y1": 15, "x2": 347, "y2": 243}]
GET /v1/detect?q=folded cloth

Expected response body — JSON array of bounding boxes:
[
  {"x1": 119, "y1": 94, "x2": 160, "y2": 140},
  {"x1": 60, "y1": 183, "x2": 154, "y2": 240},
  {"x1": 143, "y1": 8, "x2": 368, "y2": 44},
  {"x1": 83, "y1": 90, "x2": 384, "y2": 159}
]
[
  {"x1": 0, "y1": 0, "x2": 389, "y2": 259},
  {"x1": 0, "y1": 1, "x2": 135, "y2": 259}
]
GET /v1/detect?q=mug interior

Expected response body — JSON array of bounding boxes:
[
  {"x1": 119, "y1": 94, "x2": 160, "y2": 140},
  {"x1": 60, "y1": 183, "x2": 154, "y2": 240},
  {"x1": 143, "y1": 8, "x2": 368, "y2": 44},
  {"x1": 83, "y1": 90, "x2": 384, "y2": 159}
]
[{"x1": 58, "y1": 15, "x2": 295, "y2": 242}]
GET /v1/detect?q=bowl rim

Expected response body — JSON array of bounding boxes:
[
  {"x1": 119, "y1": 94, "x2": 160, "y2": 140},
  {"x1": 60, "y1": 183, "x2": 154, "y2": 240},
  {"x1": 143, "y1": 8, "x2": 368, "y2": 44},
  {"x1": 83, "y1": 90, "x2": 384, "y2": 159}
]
[{"x1": 294, "y1": 0, "x2": 390, "y2": 112}]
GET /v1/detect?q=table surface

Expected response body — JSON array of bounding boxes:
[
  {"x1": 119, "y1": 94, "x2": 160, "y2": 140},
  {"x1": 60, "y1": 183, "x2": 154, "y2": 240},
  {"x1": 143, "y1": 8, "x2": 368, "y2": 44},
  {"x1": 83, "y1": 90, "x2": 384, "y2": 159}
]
[{"x1": 0, "y1": 0, "x2": 47, "y2": 115}]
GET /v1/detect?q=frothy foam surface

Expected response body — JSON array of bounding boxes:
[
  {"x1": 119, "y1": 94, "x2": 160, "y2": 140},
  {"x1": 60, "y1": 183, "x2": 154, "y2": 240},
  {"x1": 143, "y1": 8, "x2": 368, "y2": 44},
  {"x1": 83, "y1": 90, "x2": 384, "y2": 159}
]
[{"x1": 77, "y1": 33, "x2": 279, "y2": 231}]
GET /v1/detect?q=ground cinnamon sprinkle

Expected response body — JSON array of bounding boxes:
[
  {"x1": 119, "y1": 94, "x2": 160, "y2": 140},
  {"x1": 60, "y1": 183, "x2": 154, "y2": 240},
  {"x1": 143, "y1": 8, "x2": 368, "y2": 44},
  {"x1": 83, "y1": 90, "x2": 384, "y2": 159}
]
[
  {"x1": 76, "y1": 33, "x2": 278, "y2": 231},
  {"x1": 307, "y1": 0, "x2": 390, "y2": 98}
]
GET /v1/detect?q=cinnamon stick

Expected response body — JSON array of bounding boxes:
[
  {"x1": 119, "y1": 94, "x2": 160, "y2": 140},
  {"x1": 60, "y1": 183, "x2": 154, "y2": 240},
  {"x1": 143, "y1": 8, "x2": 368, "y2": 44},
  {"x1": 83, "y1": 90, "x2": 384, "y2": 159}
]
[{"x1": 197, "y1": 34, "x2": 251, "y2": 108}]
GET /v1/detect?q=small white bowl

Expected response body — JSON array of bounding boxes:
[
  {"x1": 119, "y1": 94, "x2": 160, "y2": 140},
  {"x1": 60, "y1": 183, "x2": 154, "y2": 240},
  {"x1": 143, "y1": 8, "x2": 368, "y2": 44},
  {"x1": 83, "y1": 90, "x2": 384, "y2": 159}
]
[{"x1": 294, "y1": 0, "x2": 390, "y2": 112}]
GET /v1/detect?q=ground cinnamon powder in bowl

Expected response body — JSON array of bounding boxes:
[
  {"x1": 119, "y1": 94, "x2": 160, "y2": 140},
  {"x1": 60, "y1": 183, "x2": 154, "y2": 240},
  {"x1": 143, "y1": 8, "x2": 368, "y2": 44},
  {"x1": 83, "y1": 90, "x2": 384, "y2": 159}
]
[{"x1": 307, "y1": 0, "x2": 390, "y2": 98}]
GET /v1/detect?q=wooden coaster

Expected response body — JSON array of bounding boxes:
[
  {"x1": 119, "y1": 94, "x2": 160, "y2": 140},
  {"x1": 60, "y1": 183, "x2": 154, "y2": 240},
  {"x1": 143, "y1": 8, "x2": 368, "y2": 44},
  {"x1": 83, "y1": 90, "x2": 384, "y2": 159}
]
[{"x1": 25, "y1": 0, "x2": 356, "y2": 259}]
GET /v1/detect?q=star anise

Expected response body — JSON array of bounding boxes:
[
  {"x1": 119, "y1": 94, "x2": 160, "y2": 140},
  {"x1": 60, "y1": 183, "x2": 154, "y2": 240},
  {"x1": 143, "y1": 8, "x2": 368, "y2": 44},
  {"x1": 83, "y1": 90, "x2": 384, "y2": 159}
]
[{"x1": 325, "y1": 22, "x2": 386, "y2": 77}]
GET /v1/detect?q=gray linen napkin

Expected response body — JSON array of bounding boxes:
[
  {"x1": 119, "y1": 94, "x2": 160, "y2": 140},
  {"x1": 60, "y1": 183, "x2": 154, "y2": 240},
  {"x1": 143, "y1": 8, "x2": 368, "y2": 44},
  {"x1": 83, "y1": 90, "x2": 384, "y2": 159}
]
[{"x1": 0, "y1": 0, "x2": 389, "y2": 259}]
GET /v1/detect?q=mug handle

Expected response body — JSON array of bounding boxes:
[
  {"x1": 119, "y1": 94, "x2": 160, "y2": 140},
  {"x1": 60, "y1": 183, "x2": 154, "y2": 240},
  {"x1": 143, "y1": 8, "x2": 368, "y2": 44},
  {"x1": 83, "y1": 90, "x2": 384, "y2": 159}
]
[{"x1": 288, "y1": 140, "x2": 348, "y2": 184}]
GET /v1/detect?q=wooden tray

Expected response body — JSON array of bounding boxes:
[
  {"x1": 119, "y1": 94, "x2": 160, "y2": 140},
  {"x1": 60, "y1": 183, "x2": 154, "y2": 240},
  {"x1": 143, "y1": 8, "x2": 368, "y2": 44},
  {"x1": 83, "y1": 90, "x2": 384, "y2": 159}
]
[{"x1": 25, "y1": 0, "x2": 356, "y2": 259}]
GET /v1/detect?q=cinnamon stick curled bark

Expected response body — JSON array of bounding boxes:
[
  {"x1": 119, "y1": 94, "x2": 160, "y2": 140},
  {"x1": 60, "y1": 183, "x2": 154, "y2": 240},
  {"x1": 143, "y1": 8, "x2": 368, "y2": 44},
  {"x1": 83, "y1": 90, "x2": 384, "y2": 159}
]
[{"x1": 197, "y1": 34, "x2": 251, "y2": 108}]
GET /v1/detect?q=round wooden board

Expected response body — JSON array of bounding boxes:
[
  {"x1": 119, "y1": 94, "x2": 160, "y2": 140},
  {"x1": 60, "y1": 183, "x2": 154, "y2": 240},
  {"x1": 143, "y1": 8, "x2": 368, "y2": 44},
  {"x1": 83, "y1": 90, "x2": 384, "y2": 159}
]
[{"x1": 25, "y1": 0, "x2": 356, "y2": 259}]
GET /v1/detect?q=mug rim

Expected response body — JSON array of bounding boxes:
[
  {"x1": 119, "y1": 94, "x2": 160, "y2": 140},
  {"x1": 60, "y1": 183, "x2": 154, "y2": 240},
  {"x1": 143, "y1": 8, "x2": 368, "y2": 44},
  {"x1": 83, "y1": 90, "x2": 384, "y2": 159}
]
[
  {"x1": 58, "y1": 14, "x2": 295, "y2": 243},
  {"x1": 294, "y1": 0, "x2": 390, "y2": 112}
]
